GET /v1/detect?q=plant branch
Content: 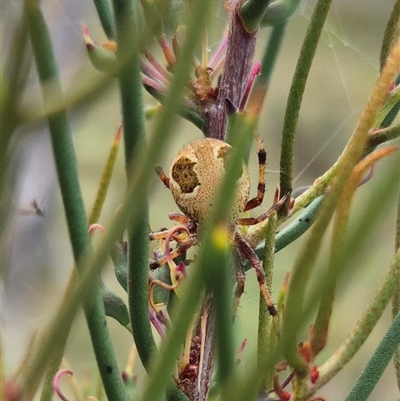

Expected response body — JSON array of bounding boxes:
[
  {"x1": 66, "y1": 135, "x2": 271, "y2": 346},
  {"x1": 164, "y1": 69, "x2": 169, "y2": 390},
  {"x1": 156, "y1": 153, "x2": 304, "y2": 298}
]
[
  {"x1": 112, "y1": 0, "x2": 157, "y2": 371},
  {"x1": 89, "y1": 124, "x2": 122, "y2": 224},
  {"x1": 281, "y1": 35, "x2": 400, "y2": 381},
  {"x1": 257, "y1": 216, "x2": 277, "y2": 389},
  {"x1": 380, "y1": 0, "x2": 400, "y2": 71},
  {"x1": 310, "y1": 147, "x2": 397, "y2": 357},
  {"x1": 26, "y1": 1, "x2": 126, "y2": 400},
  {"x1": 305, "y1": 248, "x2": 400, "y2": 399},
  {"x1": 239, "y1": 0, "x2": 273, "y2": 33},
  {"x1": 392, "y1": 182, "x2": 400, "y2": 391},
  {"x1": 247, "y1": 20, "x2": 288, "y2": 114},
  {"x1": 0, "y1": 10, "x2": 31, "y2": 195},
  {"x1": 367, "y1": 123, "x2": 400, "y2": 152},
  {"x1": 279, "y1": 0, "x2": 332, "y2": 216},
  {"x1": 93, "y1": 0, "x2": 116, "y2": 39},
  {"x1": 344, "y1": 306, "x2": 400, "y2": 401},
  {"x1": 203, "y1": 0, "x2": 258, "y2": 140},
  {"x1": 40, "y1": 125, "x2": 123, "y2": 401},
  {"x1": 261, "y1": 0, "x2": 302, "y2": 27}
]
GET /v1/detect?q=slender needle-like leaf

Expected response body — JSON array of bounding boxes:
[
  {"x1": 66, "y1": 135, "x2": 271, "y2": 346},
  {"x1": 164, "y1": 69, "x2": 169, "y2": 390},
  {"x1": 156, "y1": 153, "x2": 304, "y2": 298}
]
[{"x1": 26, "y1": 2, "x2": 126, "y2": 400}]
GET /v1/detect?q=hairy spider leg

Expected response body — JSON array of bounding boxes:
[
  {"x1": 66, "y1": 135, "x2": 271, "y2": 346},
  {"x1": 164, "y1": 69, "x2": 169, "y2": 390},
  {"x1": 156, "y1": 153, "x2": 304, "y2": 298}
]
[
  {"x1": 149, "y1": 227, "x2": 186, "y2": 241},
  {"x1": 233, "y1": 249, "x2": 246, "y2": 314},
  {"x1": 236, "y1": 192, "x2": 287, "y2": 226},
  {"x1": 234, "y1": 230, "x2": 277, "y2": 317},
  {"x1": 155, "y1": 165, "x2": 170, "y2": 188},
  {"x1": 244, "y1": 135, "x2": 266, "y2": 211},
  {"x1": 149, "y1": 235, "x2": 198, "y2": 270}
]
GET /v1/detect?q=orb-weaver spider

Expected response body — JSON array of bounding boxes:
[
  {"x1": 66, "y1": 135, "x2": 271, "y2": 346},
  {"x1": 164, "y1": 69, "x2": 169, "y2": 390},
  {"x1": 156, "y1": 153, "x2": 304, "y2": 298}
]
[{"x1": 150, "y1": 137, "x2": 286, "y2": 316}]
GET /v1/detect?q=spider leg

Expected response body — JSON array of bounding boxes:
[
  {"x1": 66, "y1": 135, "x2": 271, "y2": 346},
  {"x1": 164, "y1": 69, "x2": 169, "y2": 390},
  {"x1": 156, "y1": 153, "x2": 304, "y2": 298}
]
[
  {"x1": 168, "y1": 212, "x2": 197, "y2": 232},
  {"x1": 236, "y1": 191, "x2": 287, "y2": 226},
  {"x1": 155, "y1": 165, "x2": 170, "y2": 188},
  {"x1": 233, "y1": 249, "x2": 246, "y2": 314},
  {"x1": 150, "y1": 227, "x2": 184, "y2": 241},
  {"x1": 234, "y1": 230, "x2": 277, "y2": 317},
  {"x1": 149, "y1": 234, "x2": 198, "y2": 270},
  {"x1": 244, "y1": 135, "x2": 266, "y2": 212}
]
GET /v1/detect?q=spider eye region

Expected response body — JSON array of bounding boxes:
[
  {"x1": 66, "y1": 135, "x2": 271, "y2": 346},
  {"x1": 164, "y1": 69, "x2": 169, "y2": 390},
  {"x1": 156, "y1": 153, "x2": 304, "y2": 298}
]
[
  {"x1": 168, "y1": 138, "x2": 251, "y2": 225},
  {"x1": 171, "y1": 157, "x2": 200, "y2": 193}
]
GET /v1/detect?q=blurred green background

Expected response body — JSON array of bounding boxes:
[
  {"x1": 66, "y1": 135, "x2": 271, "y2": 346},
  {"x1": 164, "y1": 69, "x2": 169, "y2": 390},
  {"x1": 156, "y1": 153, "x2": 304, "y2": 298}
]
[{"x1": 2, "y1": 0, "x2": 400, "y2": 399}]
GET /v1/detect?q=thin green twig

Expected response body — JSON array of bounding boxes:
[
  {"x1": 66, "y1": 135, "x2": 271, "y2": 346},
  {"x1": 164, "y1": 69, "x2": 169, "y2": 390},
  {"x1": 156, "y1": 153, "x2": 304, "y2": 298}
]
[
  {"x1": 239, "y1": 0, "x2": 273, "y2": 33},
  {"x1": 40, "y1": 123, "x2": 124, "y2": 401},
  {"x1": 93, "y1": 0, "x2": 116, "y2": 39},
  {"x1": 261, "y1": 0, "x2": 302, "y2": 27},
  {"x1": 392, "y1": 184, "x2": 400, "y2": 391},
  {"x1": 89, "y1": 125, "x2": 122, "y2": 225},
  {"x1": 281, "y1": 34, "x2": 400, "y2": 383},
  {"x1": 210, "y1": 227, "x2": 236, "y2": 401},
  {"x1": 380, "y1": 0, "x2": 400, "y2": 71},
  {"x1": 247, "y1": 20, "x2": 287, "y2": 114},
  {"x1": 0, "y1": 6, "x2": 33, "y2": 243},
  {"x1": 305, "y1": 248, "x2": 400, "y2": 399},
  {"x1": 344, "y1": 307, "x2": 400, "y2": 401},
  {"x1": 257, "y1": 216, "x2": 277, "y2": 389},
  {"x1": 112, "y1": 0, "x2": 156, "y2": 371},
  {"x1": 279, "y1": 0, "x2": 332, "y2": 216},
  {"x1": 26, "y1": 1, "x2": 126, "y2": 400}
]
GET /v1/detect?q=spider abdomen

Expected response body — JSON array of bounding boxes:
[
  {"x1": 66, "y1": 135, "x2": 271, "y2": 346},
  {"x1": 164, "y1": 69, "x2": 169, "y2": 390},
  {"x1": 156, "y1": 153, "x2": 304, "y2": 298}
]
[{"x1": 169, "y1": 138, "x2": 250, "y2": 224}]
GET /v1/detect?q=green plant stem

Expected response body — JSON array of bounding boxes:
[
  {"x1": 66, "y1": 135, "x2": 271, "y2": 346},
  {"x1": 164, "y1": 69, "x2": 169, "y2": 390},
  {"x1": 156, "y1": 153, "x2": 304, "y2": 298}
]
[
  {"x1": 257, "y1": 216, "x2": 277, "y2": 389},
  {"x1": 248, "y1": 117, "x2": 400, "y2": 246},
  {"x1": 344, "y1": 309, "x2": 400, "y2": 401},
  {"x1": 392, "y1": 192, "x2": 400, "y2": 390},
  {"x1": 378, "y1": 9, "x2": 400, "y2": 388},
  {"x1": 18, "y1": 0, "x2": 211, "y2": 397},
  {"x1": 19, "y1": 71, "x2": 116, "y2": 123},
  {"x1": 0, "y1": 14, "x2": 30, "y2": 193},
  {"x1": 112, "y1": 0, "x2": 156, "y2": 371},
  {"x1": 279, "y1": 0, "x2": 332, "y2": 216},
  {"x1": 40, "y1": 124, "x2": 123, "y2": 401},
  {"x1": 380, "y1": 0, "x2": 400, "y2": 71},
  {"x1": 141, "y1": 0, "x2": 164, "y2": 38},
  {"x1": 143, "y1": 85, "x2": 206, "y2": 134},
  {"x1": 233, "y1": 159, "x2": 398, "y2": 401},
  {"x1": 39, "y1": 272, "x2": 78, "y2": 401},
  {"x1": 26, "y1": 2, "x2": 126, "y2": 400},
  {"x1": 40, "y1": 128, "x2": 122, "y2": 401},
  {"x1": 93, "y1": 0, "x2": 116, "y2": 39},
  {"x1": 279, "y1": 108, "x2": 400, "y2": 221},
  {"x1": 374, "y1": 84, "x2": 400, "y2": 128},
  {"x1": 367, "y1": 123, "x2": 400, "y2": 152},
  {"x1": 245, "y1": 196, "x2": 320, "y2": 266},
  {"x1": 247, "y1": 20, "x2": 287, "y2": 113},
  {"x1": 210, "y1": 228, "x2": 236, "y2": 401},
  {"x1": 304, "y1": 248, "x2": 400, "y2": 399},
  {"x1": 309, "y1": 149, "x2": 392, "y2": 358},
  {"x1": 247, "y1": 195, "x2": 324, "y2": 251},
  {"x1": 239, "y1": 0, "x2": 273, "y2": 33},
  {"x1": 261, "y1": 0, "x2": 302, "y2": 26},
  {"x1": 101, "y1": 284, "x2": 131, "y2": 327},
  {"x1": 89, "y1": 125, "x2": 121, "y2": 224},
  {"x1": 282, "y1": 33, "x2": 400, "y2": 383}
]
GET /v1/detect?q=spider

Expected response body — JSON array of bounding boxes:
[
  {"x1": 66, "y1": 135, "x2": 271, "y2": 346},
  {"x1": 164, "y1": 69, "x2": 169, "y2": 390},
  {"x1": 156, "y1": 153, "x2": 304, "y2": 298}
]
[{"x1": 150, "y1": 137, "x2": 285, "y2": 316}]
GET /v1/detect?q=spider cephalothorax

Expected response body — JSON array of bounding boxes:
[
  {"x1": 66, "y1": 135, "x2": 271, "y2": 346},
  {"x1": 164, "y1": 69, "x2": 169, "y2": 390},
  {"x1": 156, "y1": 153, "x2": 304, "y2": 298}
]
[
  {"x1": 168, "y1": 138, "x2": 250, "y2": 225},
  {"x1": 152, "y1": 137, "x2": 285, "y2": 317}
]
